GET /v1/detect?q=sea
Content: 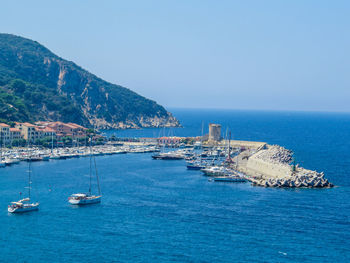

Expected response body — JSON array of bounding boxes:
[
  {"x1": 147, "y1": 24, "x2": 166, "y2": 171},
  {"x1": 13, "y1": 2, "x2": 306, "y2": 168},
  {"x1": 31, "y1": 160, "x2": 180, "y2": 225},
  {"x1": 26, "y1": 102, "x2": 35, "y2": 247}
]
[{"x1": 0, "y1": 109, "x2": 349, "y2": 263}]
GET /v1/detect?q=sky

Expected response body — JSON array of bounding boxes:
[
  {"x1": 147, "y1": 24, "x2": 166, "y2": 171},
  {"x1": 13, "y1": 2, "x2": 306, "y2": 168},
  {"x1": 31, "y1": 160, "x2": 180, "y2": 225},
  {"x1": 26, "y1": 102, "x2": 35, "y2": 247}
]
[{"x1": 1, "y1": 0, "x2": 349, "y2": 112}]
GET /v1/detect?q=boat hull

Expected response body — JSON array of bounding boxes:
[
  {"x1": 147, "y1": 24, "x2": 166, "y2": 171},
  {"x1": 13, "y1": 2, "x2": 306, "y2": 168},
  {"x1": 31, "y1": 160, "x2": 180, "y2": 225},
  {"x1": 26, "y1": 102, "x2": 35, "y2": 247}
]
[
  {"x1": 213, "y1": 177, "x2": 247, "y2": 182},
  {"x1": 8, "y1": 203, "x2": 39, "y2": 213},
  {"x1": 152, "y1": 155, "x2": 183, "y2": 160},
  {"x1": 68, "y1": 196, "x2": 102, "y2": 205},
  {"x1": 187, "y1": 165, "x2": 205, "y2": 170}
]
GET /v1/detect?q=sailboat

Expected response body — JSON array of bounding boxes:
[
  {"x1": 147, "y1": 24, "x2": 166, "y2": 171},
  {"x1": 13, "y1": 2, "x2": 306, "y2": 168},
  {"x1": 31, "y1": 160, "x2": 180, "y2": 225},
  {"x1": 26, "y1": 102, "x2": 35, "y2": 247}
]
[
  {"x1": 187, "y1": 122, "x2": 206, "y2": 170},
  {"x1": 8, "y1": 154, "x2": 39, "y2": 213},
  {"x1": 68, "y1": 137, "x2": 101, "y2": 205},
  {"x1": 0, "y1": 132, "x2": 5, "y2": 167}
]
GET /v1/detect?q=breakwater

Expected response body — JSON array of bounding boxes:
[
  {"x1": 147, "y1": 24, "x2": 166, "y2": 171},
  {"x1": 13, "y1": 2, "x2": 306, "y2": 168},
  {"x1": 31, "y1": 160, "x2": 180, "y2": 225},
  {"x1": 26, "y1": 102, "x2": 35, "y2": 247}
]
[{"x1": 234, "y1": 145, "x2": 333, "y2": 188}]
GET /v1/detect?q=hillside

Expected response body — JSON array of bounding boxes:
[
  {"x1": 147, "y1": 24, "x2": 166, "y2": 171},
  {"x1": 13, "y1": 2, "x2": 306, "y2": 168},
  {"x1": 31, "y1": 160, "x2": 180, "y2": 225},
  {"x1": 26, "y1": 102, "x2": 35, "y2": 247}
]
[{"x1": 0, "y1": 33, "x2": 179, "y2": 129}]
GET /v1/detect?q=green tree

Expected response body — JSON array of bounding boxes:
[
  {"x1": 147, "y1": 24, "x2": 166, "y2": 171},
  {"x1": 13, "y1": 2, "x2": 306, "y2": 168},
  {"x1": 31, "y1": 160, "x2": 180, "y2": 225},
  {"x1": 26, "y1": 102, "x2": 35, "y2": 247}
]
[{"x1": 10, "y1": 79, "x2": 26, "y2": 93}]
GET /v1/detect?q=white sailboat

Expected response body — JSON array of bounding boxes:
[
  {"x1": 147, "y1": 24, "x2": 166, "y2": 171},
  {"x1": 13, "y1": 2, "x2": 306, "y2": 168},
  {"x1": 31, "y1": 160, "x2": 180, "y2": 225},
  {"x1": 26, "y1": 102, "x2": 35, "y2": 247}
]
[
  {"x1": 8, "y1": 154, "x2": 39, "y2": 213},
  {"x1": 0, "y1": 132, "x2": 5, "y2": 167},
  {"x1": 68, "y1": 137, "x2": 101, "y2": 205}
]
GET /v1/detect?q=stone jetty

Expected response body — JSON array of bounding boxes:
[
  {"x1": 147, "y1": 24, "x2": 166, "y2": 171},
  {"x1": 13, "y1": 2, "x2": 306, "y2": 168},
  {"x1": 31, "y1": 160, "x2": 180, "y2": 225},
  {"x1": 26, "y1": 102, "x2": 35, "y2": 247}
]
[{"x1": 235, "y1": 145, "x2": 333, "y2": 188}]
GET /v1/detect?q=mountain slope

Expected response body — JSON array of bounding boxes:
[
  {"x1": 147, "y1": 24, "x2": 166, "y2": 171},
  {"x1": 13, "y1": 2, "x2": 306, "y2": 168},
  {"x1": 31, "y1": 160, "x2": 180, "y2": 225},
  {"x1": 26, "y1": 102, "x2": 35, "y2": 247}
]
[{"x1": 0, "y1": 33, "x2": 179, "y2": 129}]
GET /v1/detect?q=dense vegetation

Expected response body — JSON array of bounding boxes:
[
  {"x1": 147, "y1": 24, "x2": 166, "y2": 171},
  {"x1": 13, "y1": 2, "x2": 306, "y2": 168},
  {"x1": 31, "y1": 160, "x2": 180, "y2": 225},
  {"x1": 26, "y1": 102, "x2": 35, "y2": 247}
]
[{"x1": 0, "y1": 33, "x2": 177, "y2": 127}]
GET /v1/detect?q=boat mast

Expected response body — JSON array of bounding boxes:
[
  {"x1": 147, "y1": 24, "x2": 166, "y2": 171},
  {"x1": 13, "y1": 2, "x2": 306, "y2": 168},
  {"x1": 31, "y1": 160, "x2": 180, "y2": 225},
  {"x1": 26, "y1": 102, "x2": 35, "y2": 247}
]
[
  {"x1": 28, "y1": 140, "x2": 32, "y2": 199},
  {"x1": 28, "y1": 154, "x2": 32, "y2": 199},
  {"x1": 89, "y1": 135, "x2": 92, "y2": 195},
  {"x1": 228, "y1": 131, "x2": 231, "y2": 162},
  {"x1": 200, "y1": 122, "x2": 204, "y2": 164},
  {"x1": 51, "y1": 131, "x2": 54, "y2": 154},
  {"x1": 0, "y1": 130, "x2": 2, "y2": 161},
  {"x1": 93, "y1": 155, "x2": 101, "y2": 195}
]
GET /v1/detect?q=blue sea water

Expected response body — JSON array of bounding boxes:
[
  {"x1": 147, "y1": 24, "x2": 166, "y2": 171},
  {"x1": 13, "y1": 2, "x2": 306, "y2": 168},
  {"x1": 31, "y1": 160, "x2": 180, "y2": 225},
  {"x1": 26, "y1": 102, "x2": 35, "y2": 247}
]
[{"x1": 0, "y1": 109, "x2": 349, "y2": 262}]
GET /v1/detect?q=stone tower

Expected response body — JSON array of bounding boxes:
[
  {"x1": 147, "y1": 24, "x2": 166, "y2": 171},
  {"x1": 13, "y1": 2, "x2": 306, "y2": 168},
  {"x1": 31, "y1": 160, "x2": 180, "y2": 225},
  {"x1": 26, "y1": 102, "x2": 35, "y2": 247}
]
[{"x1": 208, "y1": 123, "x2": 221, "y2": 141}]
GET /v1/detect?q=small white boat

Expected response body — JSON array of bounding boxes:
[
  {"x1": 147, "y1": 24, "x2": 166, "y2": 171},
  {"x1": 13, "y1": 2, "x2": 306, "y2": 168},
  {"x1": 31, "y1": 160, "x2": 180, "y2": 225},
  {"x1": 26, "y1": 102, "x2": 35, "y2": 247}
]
[
  {"x1": 68, "y1": 193, "x2": 101, "y2": 205},
  {"x1": 201, "y1": 166, "x2": 230, "y2": 176},
  {"x1": 8, "y1": 198, "x2": 39, "y2": 213},
  {"x1": 4, "y1": 158, "x2": 21, "y2": 165}
]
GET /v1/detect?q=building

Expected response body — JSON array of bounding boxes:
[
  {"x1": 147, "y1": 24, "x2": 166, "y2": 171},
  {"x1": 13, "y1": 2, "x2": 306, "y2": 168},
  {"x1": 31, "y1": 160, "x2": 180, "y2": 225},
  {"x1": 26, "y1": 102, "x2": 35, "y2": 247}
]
[
  {"x1": 15, "y1": 122, "x2": 37, "y2": 142},
  {"x1": 1, "y1": 121, "x2": 86, "y2": 144},
  {"x1": 39, "y1": 121, "x2": 87, "y2": 138},
  {"x1": 208, "y1": 123, "x2": 221, "y2": 141},
  {"x1": 0, "y1": 123, "x2": 25, "y2": 145},
  {"x1": 15, "y1": 122, "x2": 56, "y2": 143},
  {"x1": 9, "y1": 128, "x2": 22, "y2": 140},
  {"x1": 0, "y1": 123, "x2": 11, "y2": 144},
  {"x1": 157, "y1": 136, "x2": 183, "y2": 145}
]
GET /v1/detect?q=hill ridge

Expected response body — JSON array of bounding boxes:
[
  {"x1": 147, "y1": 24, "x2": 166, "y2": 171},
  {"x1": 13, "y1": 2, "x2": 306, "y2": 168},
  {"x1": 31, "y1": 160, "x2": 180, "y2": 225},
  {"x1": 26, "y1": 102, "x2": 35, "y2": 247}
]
[{"x1": 0, "y1": 33, "x2": 179, "y2": 129}]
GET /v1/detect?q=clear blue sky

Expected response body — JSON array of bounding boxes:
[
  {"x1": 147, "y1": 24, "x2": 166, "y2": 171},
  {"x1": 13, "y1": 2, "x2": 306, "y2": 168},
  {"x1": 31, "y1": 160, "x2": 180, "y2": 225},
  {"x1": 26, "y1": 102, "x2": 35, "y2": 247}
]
[{"x1": 1, "y1": 0, "x2": 349, "y2": 112}]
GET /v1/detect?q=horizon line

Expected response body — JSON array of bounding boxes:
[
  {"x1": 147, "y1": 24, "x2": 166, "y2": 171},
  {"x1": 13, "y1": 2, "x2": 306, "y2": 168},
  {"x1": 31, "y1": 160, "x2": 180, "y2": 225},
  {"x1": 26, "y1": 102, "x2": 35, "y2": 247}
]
[{"x1": 165, "y1": 106, "x2": 350, "y2": 115}]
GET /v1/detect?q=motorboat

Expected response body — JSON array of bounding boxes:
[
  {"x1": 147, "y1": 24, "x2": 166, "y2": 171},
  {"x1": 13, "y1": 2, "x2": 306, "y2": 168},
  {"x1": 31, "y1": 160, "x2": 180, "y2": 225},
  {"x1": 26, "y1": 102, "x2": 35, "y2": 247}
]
[{"x1": 201, "y1": 166, "x2": 231, "y2": 176}]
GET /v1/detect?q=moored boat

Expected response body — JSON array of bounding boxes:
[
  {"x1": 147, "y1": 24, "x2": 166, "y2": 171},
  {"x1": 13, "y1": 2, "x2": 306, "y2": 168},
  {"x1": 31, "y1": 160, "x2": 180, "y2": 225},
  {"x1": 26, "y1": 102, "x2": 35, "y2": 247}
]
[
  {"x1": 212, "y1": 176, "x2": 247, "y2": 182},
  {"x1": 68, "y1": 137, "x2": 102, "y2": 206},
  {"x1": 152, "y1": 152, "x2": 184, "y2": 160},
  {"x1": 8, "y1": 198, "x2": 39, "y2": 213},
  {"x1": 68, "y1": 193, "x2": 101, "y2": 205},
  {"x1": 186, "y1": 162, "x2": 206, "y2": 170},
  {"x1": 8, "y1": 153, "x2": 39, "y2": 214}
]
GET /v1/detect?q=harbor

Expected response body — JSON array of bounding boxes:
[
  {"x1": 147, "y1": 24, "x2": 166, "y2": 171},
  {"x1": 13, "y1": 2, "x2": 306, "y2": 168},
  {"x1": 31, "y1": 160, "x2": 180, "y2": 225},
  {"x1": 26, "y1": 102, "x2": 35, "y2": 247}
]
[{"x1": 1, "y1": 123, "x2": 334, "y2": 189}]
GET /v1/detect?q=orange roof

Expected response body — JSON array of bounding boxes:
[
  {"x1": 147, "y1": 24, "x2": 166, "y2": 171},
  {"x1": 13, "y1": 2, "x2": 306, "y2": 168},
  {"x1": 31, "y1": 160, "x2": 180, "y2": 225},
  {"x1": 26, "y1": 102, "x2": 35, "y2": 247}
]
[
  {"x1": 35, "y1": 127, "x2": 55, "y2": 132},
  {"x1": 67, "y1": 123, "x2": 87, "y2": 129},
  {"x1": 22, "y1": 122, "x2": 36, "y2": 127},
  {"x1": 43, "y1": 127, "x2": 55, "y2": 132},
  {"x1": 0, "y1": 123, "x2": 10, "y2": 127},
  {"x1": 10, "y1": 128, "x2": 21, "y2": 132},
  {"x1": 65, "y1": 123, "x2": 77, "y2": 129}
]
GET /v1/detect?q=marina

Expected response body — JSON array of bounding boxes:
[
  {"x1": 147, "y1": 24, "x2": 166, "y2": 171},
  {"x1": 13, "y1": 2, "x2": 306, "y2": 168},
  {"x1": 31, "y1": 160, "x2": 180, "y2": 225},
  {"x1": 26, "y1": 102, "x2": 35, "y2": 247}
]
[{"x1": 0, "y1": 134, "x2": 334, "y2": 189}]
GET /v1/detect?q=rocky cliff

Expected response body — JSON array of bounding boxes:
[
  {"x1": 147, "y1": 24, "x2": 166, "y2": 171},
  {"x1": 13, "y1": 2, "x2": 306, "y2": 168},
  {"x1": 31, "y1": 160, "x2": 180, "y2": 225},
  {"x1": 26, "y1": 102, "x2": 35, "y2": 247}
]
[{"x1": 0, "y1": 33, "x2": 180, "y2": 129}]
